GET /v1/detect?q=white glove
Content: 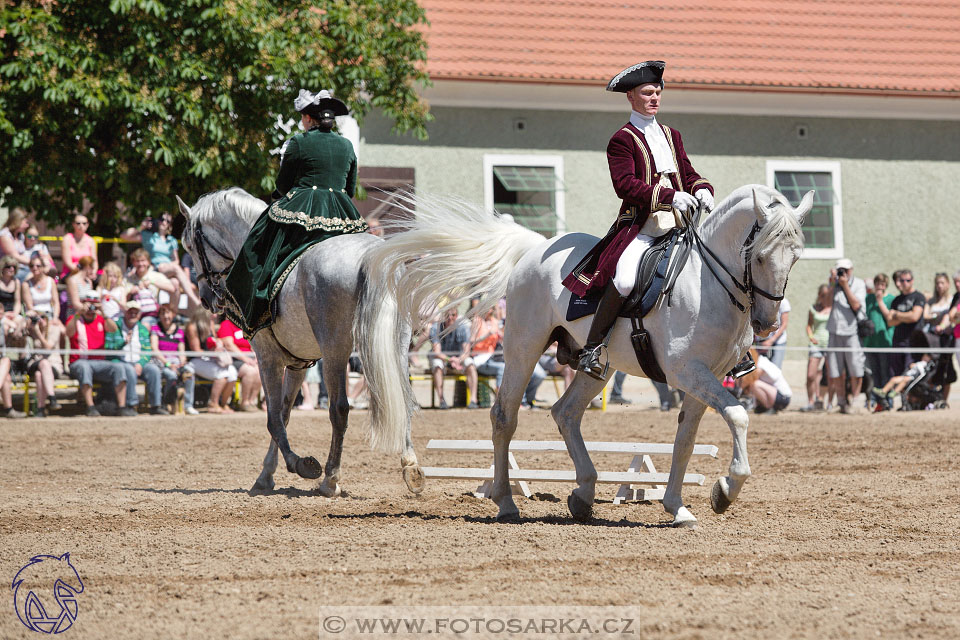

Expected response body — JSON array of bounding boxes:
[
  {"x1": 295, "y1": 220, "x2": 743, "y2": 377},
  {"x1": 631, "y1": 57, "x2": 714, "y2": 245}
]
[
  {"x1": 695, "y1": 189, "x2": 714, "y2": 211},
  {"x1": 671, "y1": 191, "x2": 698, "y2": 214}
]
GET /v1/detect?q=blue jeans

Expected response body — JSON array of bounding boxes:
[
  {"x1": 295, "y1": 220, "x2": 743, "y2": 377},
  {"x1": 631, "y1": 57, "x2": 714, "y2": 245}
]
[
  {"x1": 70, "y1": 359, "x2": 138, "y2": 407},
  {"x1": 476, "y1": 358, "x2": 506, "y2": 389},
  {"x1": 142, "y1": 362, "x2": 195, "y2": 408},
  {"x1": 523, "y1": 362, "x2": 548, "y2": 405}
]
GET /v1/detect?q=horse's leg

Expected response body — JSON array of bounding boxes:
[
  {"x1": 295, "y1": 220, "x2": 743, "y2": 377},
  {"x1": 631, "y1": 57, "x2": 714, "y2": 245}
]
[
  {"x1": 672, "y1": 364, "x2": 752, "y2": 520},
  {"x1": 660, "y1": 395, "x2": 708, "y2": 528},
  {"x1": 551, "y1": 372, "x2": 607, "y2": 522},
  {"x1": 257, "y1": 340, "x2": 321, "y2": 481},
  {"x1": 318, "y1": 352, "x2": 350, "y2": 497},
  {"x1": 251, "y1": 439, "x2": 279, "y2": 494},
  {"x1": 489, "y1": 341, "x2": 544, "y2": 521},
  {"x1": 400, "y1": 428, "x2": 424, "y2": 495}
]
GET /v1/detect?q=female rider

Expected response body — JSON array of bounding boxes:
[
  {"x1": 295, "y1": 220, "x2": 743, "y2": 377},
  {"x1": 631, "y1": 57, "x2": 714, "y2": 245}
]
[{"x1": 223, "y1": 89, "x2": 367, "y2": 337}]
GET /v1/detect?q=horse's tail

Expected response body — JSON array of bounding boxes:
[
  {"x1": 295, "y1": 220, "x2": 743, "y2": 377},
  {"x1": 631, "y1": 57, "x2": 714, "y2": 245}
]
[
  {"x1": 355, "y1": 260, "x2": 417, "y2": 455},
  {"x1": 366, "y1": 192, "x2": 547, "y2": 326}
]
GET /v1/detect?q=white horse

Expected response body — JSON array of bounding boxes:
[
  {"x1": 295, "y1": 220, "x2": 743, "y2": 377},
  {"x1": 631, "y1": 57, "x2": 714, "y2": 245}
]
[
  {"x1": 370, "y1": 185, "x2": 811, "y2": 527},
  {"x1": 175, "y1": 188, "x2": 423, "y2": 497}
]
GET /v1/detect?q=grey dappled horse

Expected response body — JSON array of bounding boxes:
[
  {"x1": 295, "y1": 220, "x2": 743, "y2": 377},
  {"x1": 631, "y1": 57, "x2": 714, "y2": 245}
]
[
  {"x1": 176, "y1": 188, "x2": 423, "y2": 497},
  {"x1": 370, "y1": 185, "x2": 811, "y2": 527}
]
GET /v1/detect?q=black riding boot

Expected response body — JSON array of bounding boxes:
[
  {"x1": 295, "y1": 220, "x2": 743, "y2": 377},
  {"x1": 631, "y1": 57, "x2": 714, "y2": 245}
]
[{"x1": 577, "y1": 282, "x2": 626, "y2": 380}]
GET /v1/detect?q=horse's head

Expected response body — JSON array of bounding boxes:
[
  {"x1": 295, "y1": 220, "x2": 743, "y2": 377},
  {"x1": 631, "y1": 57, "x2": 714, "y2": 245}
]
[
  {"x1": 175, "y1": 189, "x2": 264, "y2": 314},
  {"x1": 175, "y1": 196, "x2": 225, "y2": 313},
  {"x1": 746, "y1": 187, "x2": 813, "y2": 337}
]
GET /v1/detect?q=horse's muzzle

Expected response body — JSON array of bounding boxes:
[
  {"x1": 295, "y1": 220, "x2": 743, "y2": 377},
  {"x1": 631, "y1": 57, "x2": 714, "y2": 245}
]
[{"x1": 752, "y1": 319, "x2": 778, "y2": 338}]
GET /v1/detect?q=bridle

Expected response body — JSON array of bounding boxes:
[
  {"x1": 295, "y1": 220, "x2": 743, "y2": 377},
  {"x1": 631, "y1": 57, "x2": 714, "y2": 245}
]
[
  {"x1": 681, "y1": 206, "x2": 787, "y2": 314},
  {"x1": 190, "y1": 220, "x2": 234, "y2": 306}
]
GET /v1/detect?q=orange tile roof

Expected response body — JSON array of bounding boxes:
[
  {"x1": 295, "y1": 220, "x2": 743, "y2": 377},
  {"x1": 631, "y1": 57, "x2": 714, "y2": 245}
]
[{"x1": 421, "y1": 0, "x2": 960, "y2": 96}]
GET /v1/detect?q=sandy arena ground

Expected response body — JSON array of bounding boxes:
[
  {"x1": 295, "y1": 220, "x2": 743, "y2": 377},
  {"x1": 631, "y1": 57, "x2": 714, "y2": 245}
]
[{"x1": 2, "y1": 396, "x2": 959, "y2": 639}]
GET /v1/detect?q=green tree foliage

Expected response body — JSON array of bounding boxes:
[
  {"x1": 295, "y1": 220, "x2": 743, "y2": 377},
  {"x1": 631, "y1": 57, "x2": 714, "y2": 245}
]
[{"x1": 0, "y1": 0, "x2": 431, "y2": 232}]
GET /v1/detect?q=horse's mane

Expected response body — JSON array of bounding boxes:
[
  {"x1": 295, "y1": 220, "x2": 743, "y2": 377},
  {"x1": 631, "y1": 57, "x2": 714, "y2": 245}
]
[
  {"x1": 191, "y1": 187, "x2": 265, "y2": 227},
  {"x1": 710, "y1": 184, "x2": 804, "y2": 259}
]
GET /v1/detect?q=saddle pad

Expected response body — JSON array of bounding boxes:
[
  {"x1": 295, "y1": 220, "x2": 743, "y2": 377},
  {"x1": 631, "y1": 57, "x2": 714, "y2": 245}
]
[{"x1": 565, "y1": 230, "x2": 678, "y2": 322}]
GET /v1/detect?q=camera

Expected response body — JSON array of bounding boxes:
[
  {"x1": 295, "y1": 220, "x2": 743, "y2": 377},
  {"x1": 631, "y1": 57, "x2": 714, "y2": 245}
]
[
  {"x1": 836, "y1": 267, "x2": 847, "y2": 278},
  {"x1": 144, "y1": 217, "x2": 159, "y2": 232}
]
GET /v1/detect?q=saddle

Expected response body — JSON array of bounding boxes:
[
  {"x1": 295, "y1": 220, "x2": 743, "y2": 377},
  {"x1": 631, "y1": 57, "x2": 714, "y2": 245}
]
[{"x1": 566, "y1": 227, "x2": 693, "y2": 383}]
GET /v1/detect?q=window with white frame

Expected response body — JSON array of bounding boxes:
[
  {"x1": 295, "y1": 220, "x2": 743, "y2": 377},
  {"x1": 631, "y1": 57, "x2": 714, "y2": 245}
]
[
  {"x1": 483, "y1": 154, "x2": 565, "y2": 238},
  {"x1": 766, "y1": 160, "x2": 842, "y2": 259}
]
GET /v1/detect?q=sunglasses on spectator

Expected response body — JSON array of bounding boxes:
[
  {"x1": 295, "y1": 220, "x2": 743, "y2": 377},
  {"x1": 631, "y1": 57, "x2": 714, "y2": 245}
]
[
  {"x1": 30, "y1": 263, "x2": 43, "y2": 269},
  {"x1": 25, "y1": 234, "x2": 38, "y2": 239},
  {"x1": 2, "y1": 266, "x2": 15, "y2": 271},
  {"x1": 897, "y1": 277, "x2": 913, "y2": 282},
  {"x1": 74, "y1": 220, "x2": 88, "y2": 226}
]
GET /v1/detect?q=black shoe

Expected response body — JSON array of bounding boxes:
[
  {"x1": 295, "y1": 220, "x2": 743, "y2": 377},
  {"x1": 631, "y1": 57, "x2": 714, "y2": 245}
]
[
  {"x1": 150, "y1": 406, "x2": 171, "y2": 415},
  {"x1": 47, "y1": 395, "x2": 61, "y2": 410},
  {"x1": 727, "y1": 353, "x2": 756, "y2": 379},
  {"x1": 466, "y1": 401, "x2": 479, "y2": 409},
  {"x1": 609, "y1": 394, "x2": 632, "y2": 405},
  {"x1": 318, "y1": 397, "x2": 329, "y2": 410},
  {"x1": 85, "y1": 405, "x2": 101, "y2": 417},
  {"x1": 660, "y1": 402, "x2": 671, "y2": 412},
  {"x1": 437, "y1": 398, "x2": 449, "y2": 410},
  {"x1": 576, "y1": 282, "x2": 625, "y2": 381},
  {"x1": 34, "y1": 407, "x2": 47, "y2": 418},
  {"x1": 118, "y1": 407, "x2": 138, "y2": 417}
]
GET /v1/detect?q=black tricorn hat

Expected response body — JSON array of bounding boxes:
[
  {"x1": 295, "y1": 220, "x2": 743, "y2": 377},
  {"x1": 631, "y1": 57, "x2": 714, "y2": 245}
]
[
  {"x1": 294, "y1": 89, "x2": 349, "y2": 117},
  {"x1": 605, "y1": 60, "x2": 666, "y2": 93}
]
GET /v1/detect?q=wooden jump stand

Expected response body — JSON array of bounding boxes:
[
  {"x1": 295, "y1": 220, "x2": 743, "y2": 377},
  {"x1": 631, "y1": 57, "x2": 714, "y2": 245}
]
[{"x1": 423, "y1": 440, "x2": 718, "y2": 504}]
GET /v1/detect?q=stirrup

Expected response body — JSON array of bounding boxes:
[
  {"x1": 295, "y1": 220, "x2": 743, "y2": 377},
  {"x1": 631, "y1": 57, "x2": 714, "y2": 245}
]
[
  {"x1": 727, "y1": 353, "x2": 756, "y2": 379},
  {"x1": 577, "y1": 344, "x2": 609, "y2": 381}
]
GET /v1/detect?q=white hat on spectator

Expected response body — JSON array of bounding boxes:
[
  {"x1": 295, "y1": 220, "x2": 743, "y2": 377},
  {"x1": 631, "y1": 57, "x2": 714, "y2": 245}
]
[
  {"x1": 834, "y1": 258, "x2": 853, "y2": 270},
  {"x1": 125, "y1": 300, "x2": 142, "y2": 311},
  {"x1": 82, "y1": 290, "x2": 101, "y2": 302}
]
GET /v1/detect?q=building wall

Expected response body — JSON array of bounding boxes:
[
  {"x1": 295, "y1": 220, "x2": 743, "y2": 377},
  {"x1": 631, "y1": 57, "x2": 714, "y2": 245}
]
[{"x1": 360, "y1": 106, "x2": 960, "y2": 357}]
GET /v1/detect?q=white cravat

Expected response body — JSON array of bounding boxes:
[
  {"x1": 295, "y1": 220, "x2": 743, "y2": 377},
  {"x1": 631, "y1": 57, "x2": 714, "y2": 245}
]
[{"x1": 629, "y1": 111, "x2": 677, "y2": 174}]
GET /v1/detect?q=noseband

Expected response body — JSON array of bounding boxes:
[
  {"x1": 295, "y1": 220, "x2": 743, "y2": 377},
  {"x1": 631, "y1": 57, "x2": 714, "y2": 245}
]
[
  {"x1": 191, "y1": 220, "x2": 234, "y2": 304},
  {"x1": 683, "y1": 208, "x2": 786, "y2": 313}
]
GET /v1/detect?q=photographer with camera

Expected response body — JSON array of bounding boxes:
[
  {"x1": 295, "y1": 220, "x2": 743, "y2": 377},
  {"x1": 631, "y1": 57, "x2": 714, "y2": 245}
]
[
  {"x1": 66, "y1": 290, "x2": 139, "y2": 417},
  {"x1": 23, "y1": 309, "x2": 62, "y2": 417},
  {"x1": 122, "y1": 213, "x2": 201, "y2": 311},
  {"x1": 826, "y1": 258, "x2": 867, "y2": 414}
]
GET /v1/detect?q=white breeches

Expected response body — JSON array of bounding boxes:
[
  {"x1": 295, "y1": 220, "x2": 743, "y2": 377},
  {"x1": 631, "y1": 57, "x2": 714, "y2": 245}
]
[{"x1": 613, "y1": 233, "x2": 655, "y2": 296}]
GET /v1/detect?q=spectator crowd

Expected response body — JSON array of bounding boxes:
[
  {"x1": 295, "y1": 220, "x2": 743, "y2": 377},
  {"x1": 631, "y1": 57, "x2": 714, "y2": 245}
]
[{"x1": 0, "y1": 208, "x2": 264, "y2": 418}]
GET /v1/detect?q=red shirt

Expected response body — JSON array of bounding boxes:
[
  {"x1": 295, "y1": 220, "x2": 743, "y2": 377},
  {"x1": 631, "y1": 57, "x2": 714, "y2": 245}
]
[
  {"x1": 68, "y1": 314, "x2": 107, "y2": 364},
  {"x1": 217, "y1": 318, "x2": 252, "y2": 352}
]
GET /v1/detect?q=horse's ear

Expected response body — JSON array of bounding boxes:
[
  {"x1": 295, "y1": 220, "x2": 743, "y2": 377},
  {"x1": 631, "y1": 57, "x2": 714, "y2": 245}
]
[
  {"x1": 175, "y1": 195, "x2": 192, "y2": 219},
  {"x1": 794, "y1": 190, "x2": 815, "y2": 224},
  {"x1": 173, "y1": 196, "x2": 190, "y2": 241},
  {"x1": 752, "y1": 188, "x2": 766, "y2": 222}
]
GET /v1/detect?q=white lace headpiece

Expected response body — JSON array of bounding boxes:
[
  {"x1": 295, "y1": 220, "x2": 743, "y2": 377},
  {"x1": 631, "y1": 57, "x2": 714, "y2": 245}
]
[{"x1": 294, "y1": 89, "x2": 335, "y2": 112}]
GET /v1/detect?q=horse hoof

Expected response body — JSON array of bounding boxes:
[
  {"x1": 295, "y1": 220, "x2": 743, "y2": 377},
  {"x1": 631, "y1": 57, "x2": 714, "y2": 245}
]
[
  {"x1": 567, "y1": 493, "x2": 593, "y2": 522},
  {"x1": 496, "y1": 510, "x2": 521, "y2": 523},
  {"x1": 402, "y1": 465, "x2": 425, "y2": 495},
  {"x1": 673, "y1": 517, "x2": 698, "y2": 530},
  {"x1": 317, "y1": 480, "x2": 341, "y2": 497},
  {"x1": 296, "y1": 456, "x2": 322, "y2": 480},
  {"x1": 711, "y1": 480, "x2": 732, "y2": 514},
  {"x1": 249, "y1": 479, "x2": 274, "y2": 495}
]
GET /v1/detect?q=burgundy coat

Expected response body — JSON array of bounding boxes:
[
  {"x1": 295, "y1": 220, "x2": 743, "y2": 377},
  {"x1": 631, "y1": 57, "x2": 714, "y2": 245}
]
[{"x1": 562, "y1": 122, "x2": 713, "y2": 297}]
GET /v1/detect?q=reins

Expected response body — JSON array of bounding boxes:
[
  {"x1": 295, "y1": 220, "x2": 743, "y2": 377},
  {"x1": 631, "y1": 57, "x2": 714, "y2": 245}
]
[{"x1": 680, "y1": 205, "x2": 786, "y2": 314}]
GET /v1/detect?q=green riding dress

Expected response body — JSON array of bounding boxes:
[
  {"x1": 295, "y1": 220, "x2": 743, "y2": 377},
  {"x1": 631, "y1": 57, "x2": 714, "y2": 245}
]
[{"x1": 223, "y1": 127, "x2": 368, "y2": 337}]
